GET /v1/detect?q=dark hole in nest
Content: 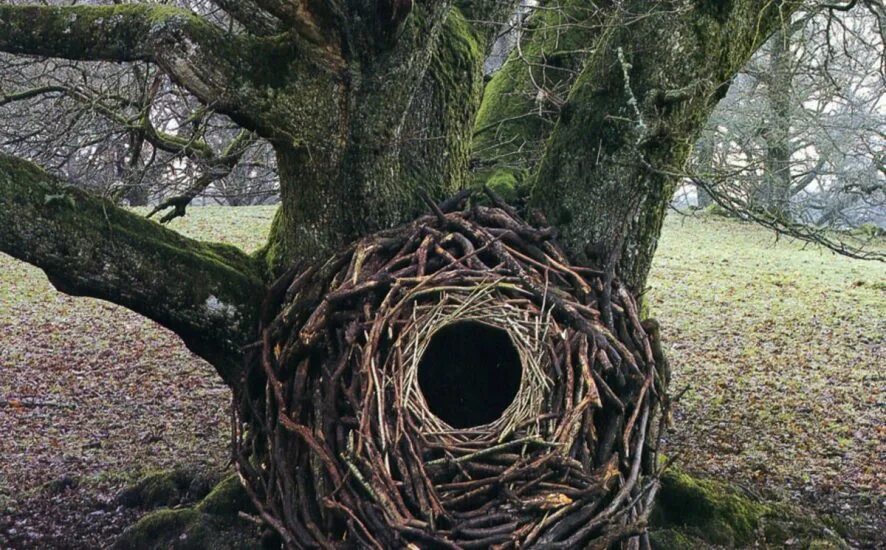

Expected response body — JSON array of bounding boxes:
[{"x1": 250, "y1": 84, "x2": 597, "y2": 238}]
[{"x1": 417, "y1": 321, "x2": 522, "y2": 429}]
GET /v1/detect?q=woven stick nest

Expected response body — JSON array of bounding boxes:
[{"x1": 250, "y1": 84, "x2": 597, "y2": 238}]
[{"x1": 234, "y1": 191, "x2": 668, "y2": 549}]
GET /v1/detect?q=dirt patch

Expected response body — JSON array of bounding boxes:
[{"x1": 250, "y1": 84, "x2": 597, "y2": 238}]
[
  {"x1": 0, "y1": 265, "x2": 232, "y2": 547},
  {"x1": 0, "y1": 207, "x2": 272, "y2": 548}
]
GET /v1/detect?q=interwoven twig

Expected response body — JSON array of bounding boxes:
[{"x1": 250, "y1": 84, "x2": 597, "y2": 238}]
[{"x1": 233, "y1": 192, "x2": 668, "y2": 549}]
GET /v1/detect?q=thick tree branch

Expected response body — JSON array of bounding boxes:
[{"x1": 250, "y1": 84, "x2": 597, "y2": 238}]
[
  {"x1": 0, "y1": 153, "x2": 265, "y2": 385},
  {"x1": 0, "y1": 4, "x2": 252, "y2": 123},
  {"x1": 528, "y1": 0, "x2": 806, "y2": 290}
]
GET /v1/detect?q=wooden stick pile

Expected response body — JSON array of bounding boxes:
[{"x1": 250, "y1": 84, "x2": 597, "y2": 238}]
[{"x1": 234, "y1": 191, "x2": 667, "y2": 548}]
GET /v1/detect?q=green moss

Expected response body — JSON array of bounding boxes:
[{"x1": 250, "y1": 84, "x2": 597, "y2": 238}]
[
  {"x1": 257, "y1": 206, "x2": 287, "y2": 276},
  {"x1": 471, "y1": 0, "x2": 605, "y2": 187},
  {"x1": 653, "y1": 470, "x2": 849, "y2": 548},
  {"x1": 113, "y1": 475, "x2": 262, "y2": 549},
  {"x1": 648, "y1": 528, "x2": 703, "y2": 549},
  {"x1": 438, "y1": 8, "x2": 482, "y2": 64},
  {"x1": 653, "y1": 470, "x2": 768, "y2": 546},
  {"x1": 196, "y1": 475, "x2": 253, "y2": 517},
  {"x1": 418, "y1": 5, "x2": 484, "y2": 196},
  {"x1": 118, "y1": 468, "x2": 223, "y2": 509},
  {"x1": 136, "y1": 471, "x2": 184, "y2": 508},
  {"x1": 484, "y1": 168, "x2": 523, "y2": 202},
  {"x1": 113, "y1": 507, "x2": 262, "y2": 550},
  {"x1": 0, "y1": 3, "x2": 205, "y2": 62},
  {"x1": 113, "y1": 508, "x2": 201, "y2": 549}
]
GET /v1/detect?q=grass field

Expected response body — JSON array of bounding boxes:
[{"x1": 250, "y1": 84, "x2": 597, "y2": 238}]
[
  {"x1": 1, "y1": 206, "x2": 883, "y2": 546},
  {"x1": 648, "y1": 213, "x2": 884, "y2": 543}
]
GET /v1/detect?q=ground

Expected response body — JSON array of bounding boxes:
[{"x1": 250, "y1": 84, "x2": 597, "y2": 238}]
[
  {"x1": 650, "y1": 214, "x2": 885, "y2": 547},
  {"x1": 0, "y1": 207, "x2": 882, "y2": 548}
]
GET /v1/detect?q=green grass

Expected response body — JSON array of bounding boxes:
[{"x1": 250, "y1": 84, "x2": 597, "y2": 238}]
[
  {"x1": 135, "y1": 205, "x2": 277, "y2": 252},
  {"x1": 647, "y1": 213, "x2": 884, "y2": 541},
  {"x1": 1, "y1": 206, "x2": 882, "y2": 542}
]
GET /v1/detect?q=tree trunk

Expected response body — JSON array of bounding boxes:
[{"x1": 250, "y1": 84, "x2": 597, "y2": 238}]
[
  {"x1": 755, "y1": 29, "x2": 794, "y2": 218},
  {"x1": 261, "y1": 6, "x2": 485, "y2": 272},
  {"x1": 694, "y1": 136, "x2": 716, "y2": 208},
  {"x1": 476, "y1": 0, "x2": 803, "y2": 292}
]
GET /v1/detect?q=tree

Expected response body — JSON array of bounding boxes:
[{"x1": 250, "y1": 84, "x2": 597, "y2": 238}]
[
  {"x1": 688, "y1": 3, "x2": 885, "y2": 253},
  {"x1": 1, "y1": 0, "x2": 818, "y2": 544},
  {"x1": 0, "y1": 2, "x2": 279, "y2": 213}
]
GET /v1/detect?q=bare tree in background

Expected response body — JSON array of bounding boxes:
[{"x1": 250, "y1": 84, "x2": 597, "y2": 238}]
[{"x1": 688, "y1": 2, "x2": 885, "y2": 256}]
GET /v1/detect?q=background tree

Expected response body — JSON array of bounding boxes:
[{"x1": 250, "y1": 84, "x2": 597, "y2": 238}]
[
  {"x1": 0, "y1": 0, "x2": 279, "y2": 214},
  {"x1": 688, "y1": 2, "x2": 885, "y2": 254}
]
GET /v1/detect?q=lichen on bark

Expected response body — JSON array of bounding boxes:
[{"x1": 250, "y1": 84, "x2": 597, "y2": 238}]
[
  {"x1": 527, "y1": 0, "x2": 804, "y2": 290},
  {"x1": 0, "y1": 153, "x2": 265, "y2": 384},
  {"x1": 261, "y1": 5, "x2": 486, "y2": 273}
]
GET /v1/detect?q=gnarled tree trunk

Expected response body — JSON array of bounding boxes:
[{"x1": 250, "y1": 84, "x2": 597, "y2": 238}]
[{"x1": 0, "y1": 0, "x2": 803, "y2": 545}]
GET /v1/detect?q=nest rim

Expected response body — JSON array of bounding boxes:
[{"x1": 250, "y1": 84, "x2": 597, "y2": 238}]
[
  {"x1": 234, "y1": 193, "x2": 667, "y2": 549},
  {"x1": 397, "y1": 284, "x2": 554, "y2": 442}
]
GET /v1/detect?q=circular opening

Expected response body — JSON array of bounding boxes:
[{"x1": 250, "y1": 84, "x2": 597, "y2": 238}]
[{"x1": 417, "y1": 321, "x2": 522, "y2": 428}]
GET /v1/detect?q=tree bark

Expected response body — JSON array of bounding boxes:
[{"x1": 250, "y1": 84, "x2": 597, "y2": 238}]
[
  {"x1": 261, "y1": 5, "x2": 486, "y2": 271},
  {"x1": 477, "y1": 0, "x2": 804, "y2": 291},
  {"x1": 0, "y1": 153, "x2": 264, "y2": 384},
  {"x1": 471, "y1": 0, "x2": 610, "y2": 191}
]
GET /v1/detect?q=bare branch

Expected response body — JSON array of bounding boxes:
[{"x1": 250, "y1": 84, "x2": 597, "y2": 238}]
[
  {"x1": 692, "y1": 175, "x2": 884, "y2": 261},
  {"x1": 147, "y1": 130, "x2": 257, "y2": 222}
]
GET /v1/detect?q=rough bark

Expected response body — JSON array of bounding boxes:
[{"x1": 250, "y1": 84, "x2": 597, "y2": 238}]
[
  {"x1": 476, "y1": 0, "x2": 804, "y2": 291},
  {"x1": 262, "y1": 4, "x2": 487, "y2": 271},
  {"x1": 0, "y1": 153, "x2": 264, "y2": 384},
  {"x1": 534, "y1": 0, "x2": 803, "y2": 291}
]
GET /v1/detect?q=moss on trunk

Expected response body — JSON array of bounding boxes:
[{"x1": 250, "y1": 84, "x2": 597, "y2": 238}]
[
  {"x1": 530, "y1": 0, "x2": 804, "y2": 290},
  {"x1": 0, "y1": 154, "x2": 264, "y2": 384},
  {"x1": 262, "y1": 6, "x2": 485, "y2": 272}
]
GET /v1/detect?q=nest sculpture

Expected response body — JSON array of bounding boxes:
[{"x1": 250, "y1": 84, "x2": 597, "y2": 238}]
[{"x1": 234, "y1": 191, "x2": 667, "y2": 548}]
